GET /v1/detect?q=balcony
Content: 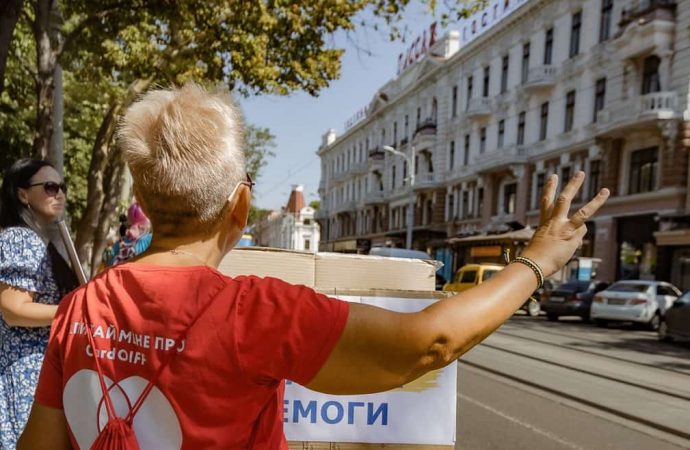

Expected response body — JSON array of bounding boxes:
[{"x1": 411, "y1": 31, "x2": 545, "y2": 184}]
[
  {"x1": 596, "y1": 91, "x2": 678, "y2": 133},
  {"x1": 414, "y1": 118, "x2": 437, "y2": 137},
  {"x1": 364, "y1": 190, "x2": 386, "y2": 205},
  {"x1": 333, "y1": 200, "x2": 357, "y2": 214},
  {"x1": 413, "y1": 172, "x2": 439, "y2": 190},
  {"x1": 523, "y1": 66, "x2": 559, "y2": 91},
  {"x1": 617, "y1": 0, "x2": 675, "y2": 59},
  {"x1": 473, "y1": 145, "x2": 529, "y2": 174},
  {"x1": 465, "y1": 97, "x2": 492, "y2": 120},
  {"x1": 368, "y1": 146, "x2": 385, "y2": 160},
  {"x1": 620, "y1": 0, "x2": 676, "y2": 29}
]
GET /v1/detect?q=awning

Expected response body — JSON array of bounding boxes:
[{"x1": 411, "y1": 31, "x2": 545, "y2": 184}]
[
  {"x1": 447, "y1": 226, "x2": 535, "y2": 246},
  {"x1": 654, "y1": 229, "x2": 690, "y2": 246}
]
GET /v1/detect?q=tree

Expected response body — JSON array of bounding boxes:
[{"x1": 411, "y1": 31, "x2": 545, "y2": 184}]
[{"x1": 309, "y1": 200, "x2": 321, "y2": 210}]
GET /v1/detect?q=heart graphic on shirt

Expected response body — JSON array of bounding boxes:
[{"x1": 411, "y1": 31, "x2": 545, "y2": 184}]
[{"x1": 63, "y1": 369, "x2": 182, "y2": 450}]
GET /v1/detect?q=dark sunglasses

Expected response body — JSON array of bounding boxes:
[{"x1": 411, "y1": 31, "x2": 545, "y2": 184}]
[{"x1": 29, "y1": 181, "x2": 68, "y2": 196}]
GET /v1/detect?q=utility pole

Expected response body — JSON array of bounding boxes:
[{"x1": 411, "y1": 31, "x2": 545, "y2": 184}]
[{"x1": 383, "y1": 145, "x2": 416, "y2": 249}]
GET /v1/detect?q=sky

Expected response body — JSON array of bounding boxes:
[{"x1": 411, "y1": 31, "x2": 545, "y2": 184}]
[{"x1": 241, "y1": 4, "x2": 450, "y2": 211}]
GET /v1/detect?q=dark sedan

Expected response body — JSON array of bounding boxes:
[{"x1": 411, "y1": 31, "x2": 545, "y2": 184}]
[
  {"x1": 659, "y1": 290, "x2": 690, "y2": 342},
  {"x1": 542, "y1": 280, "x2": 610, "y2": 322}
]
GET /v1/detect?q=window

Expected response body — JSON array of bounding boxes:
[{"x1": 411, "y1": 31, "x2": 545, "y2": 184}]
[
  {"x1": 381, "y1": 128, "x2": 386, "y2": 146},
  {"x1": 642, "y1": 55, "x2": 661, "y2": 94},
  {"x1": 535, "y1": 173, "x2": 545, "y2": 208},
  {"x1": 458, "y1": 270, "x2": 477, "y2": 283},
  {"x1": 503, "y1": 183, "x2": 517, "y2": 214},
  {"x1": 480, "y1": 127, "x2": 487, "y2": 154},
  {"x1": 540, "y1": 102, "x2": 549, "y2": 140},
  {"x1": 544, "y1": 28, "x2": 554, "y2": 65},
  {"x1": 570, "y1": 12, "x2": 582, "y2": 58},
  {"x1": 593, "y1": 78, "x2": 606, "y2": 122},
  {"x1": 304, "y1": 218, "x2": 311, "y2": 225},
  {"x1": 657, "y1": 285, "x2": 679, "y2": 297},
  {"x1": 522, "y1": 43, "x2": 530, "y2": 84},
  {"x1": 393, "y1": 121, "x2": 398, "y2": 145},
  {"x1": 452, "y1": 86, "x2": 458, "y2": 117},
  {"x1": 304, "y1": 239, "x2": 310, "y2": 250},
  {"x1": 564, "y1": 90, "x2": 576, "y2": 132},
  {"x1": 629, "y1": 147, "x2": 658, "y2": 194},
  {"x1": 501, "y1": 55, "x2": 509, "y2": 93},
  {"x1": 392, "y1": 165, "x2": 396, "y2": 188},
  {"x1": 462, "y1": 191, "x2": 469, "y2": 218},
  {"x1": 464, "y1": 134, "x2": 470, "y2": 165},
  {"x1": 600, "y1": 0, "x2": 613, "y2": 42},
  {"x1": 498, "y1": 120, "x2": 505, "y2": 148},
  {"x1": 482, "y1": 270, "x2": 499, "y2": 282},
  {"x1": 477, "y1": 187, "x2": 485, "y2": 216},
  {"x1": 483, "y1": 66, "x2": 490, "y2": 97},
  {"x1": 561, "y1": 166, "x2": 571, "y2": 184},
  {"x1": 416, "y1": 107, "x2": 421, "y2": 129},
  {"x1": 415, "y1": 155, "x2": 419, "y2": 174},
  {"x1": 449, "y1": 141, "x2": 455, "y2": 170},
  {"x1": 404, "y1": 115, "x2": 409, "y2": 139},
  {"x1": 589, "y1": 160, "x2": 601, "y2": 196},
  {"x1": 403, "y1": 161, "x2": 408, "y2": 183},
  {"x1": 517, "y1": 111, "x2": 526, "y2": 145},
  {"x1": 466, "y1": 76, "x2": 473, "y2": 110}
]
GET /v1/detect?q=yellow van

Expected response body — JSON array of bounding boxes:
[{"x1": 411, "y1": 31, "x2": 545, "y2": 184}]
[{"x1": 443, "y1": 263, "x2": 504, "y2": 292}]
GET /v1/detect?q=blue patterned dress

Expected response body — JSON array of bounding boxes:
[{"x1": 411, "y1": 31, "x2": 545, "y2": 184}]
[{"x1": 0, "y1": 227, "x2": 61, "y2": 449}]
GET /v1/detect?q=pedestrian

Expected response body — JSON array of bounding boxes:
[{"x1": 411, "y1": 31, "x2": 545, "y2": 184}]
[
  {"x1": 19, "y1": 83, "x2": 609, "y2": 449},
  {"x1": 103, "y1": 203, "x2": 152, "y2": 267},
  {"x1": 0, "y1": 159, "x2": 78, "y2": 449}
]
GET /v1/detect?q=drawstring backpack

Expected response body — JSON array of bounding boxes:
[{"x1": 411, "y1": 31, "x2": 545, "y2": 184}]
[{"x1": 83, "y1": 281, "x2": 226, "y2": 450}]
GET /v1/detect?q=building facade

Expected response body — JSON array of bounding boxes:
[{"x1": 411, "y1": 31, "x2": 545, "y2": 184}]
[
  {"x1": 316, "y1": 0, "x2": 690, "y2": 288},
  {"x1": 254, "y1": 185, "x2": 320, "y2": 252}
]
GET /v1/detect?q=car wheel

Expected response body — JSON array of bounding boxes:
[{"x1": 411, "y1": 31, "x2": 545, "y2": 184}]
[
  {"x1": 647, "y1": 312, "x2": 661, "y2": 332},
  {"x1": 546, "y1": 313, "x2": 558, "y2": 322},
  {"x1": 526, "y1": 299, "x2": 541, "y2": 317},
  {"x1": 658, "y1": 320, "x2": 673, "y2": 342},
  {"x1": 595, "y1": 319, "x2": 608, "y2": 328}
]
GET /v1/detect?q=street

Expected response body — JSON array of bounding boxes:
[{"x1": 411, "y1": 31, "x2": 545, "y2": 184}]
[{"x1": 456, "y1": 315, "x2": 690, "y2": 450}]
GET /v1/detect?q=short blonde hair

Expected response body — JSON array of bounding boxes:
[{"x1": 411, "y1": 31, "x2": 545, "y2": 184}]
[{"x1": 118, "y1": 83, "x2": 246, "y2": 236}]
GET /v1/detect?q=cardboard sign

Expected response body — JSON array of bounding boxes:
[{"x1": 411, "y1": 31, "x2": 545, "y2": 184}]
[{"x1": 284, "y1": 295, "x2": 457, "y2": 446}]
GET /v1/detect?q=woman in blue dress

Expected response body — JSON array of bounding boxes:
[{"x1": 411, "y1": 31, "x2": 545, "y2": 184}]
[{"x1": 0, "y1": 159, "x2": 78, "y2": 448}]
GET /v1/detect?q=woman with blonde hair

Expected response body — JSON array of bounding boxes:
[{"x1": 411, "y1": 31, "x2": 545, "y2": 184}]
[{"x1": 20, "y1": 83, "x2": 609, "y2": 449}]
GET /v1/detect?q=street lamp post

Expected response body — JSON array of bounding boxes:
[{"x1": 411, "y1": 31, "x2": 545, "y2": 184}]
[{"x1": 383, "y1": 144, "x2": 416, "y2": 249}]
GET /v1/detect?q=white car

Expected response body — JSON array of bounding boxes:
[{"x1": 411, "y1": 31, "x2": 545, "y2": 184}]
[{"x1": 590, "y1": 280, "x2": 680, "y2": 330}]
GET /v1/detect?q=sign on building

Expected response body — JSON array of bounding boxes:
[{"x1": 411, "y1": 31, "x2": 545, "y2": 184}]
[{"x1": 460, "y1": 0, "x2": 530, "y2": 47}]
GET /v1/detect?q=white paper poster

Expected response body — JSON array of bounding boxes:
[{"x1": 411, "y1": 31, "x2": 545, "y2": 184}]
[{"x1": 284, "y1": 296, "x2": 457, "y2": 445}]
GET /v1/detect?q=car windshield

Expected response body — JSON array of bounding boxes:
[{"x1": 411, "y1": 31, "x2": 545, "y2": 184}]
[
  {"x1": 557, "y1": 281, "x2": 591, "y2": 291},
  {"x1": 607, "y1": 283, "x2": 650, "y2": 293}
]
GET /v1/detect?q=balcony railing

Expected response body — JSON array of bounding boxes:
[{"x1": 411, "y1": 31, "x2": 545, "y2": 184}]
[
  {"x1": 369, "y1": 146, "x2": 385, "y2": 160},
  {"x1": 523, "y1": 66, "x2": 558, "y2": 90},
  {"x1": 473, "y1": 145, "x2": 529, "y2": 173},
  {"x1": 620, "y1": 0, "x2": 676, "y2": 29},
  {"x1": 364, "y1": 190, "x2": 385, "y2": 204},
  {"x1": 466, "y1": 97, "x2": 492, "y2": 119},
  {"x1": 413, "y1": 172, "x2": 438, "y2": 189},
  {"x1": 414, "y1": 118, "x2": 437, "y2": 136},
  {"x1": 333, "y1": 200, "x2": 357, "y2": 214},
  {"x1": 597, "y1": 91, "x2": 678, "y2": 126}
]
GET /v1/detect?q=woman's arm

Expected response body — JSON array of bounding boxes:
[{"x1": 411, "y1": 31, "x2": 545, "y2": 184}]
[
  {"x1": 0, "y1": 283, "x2": 58, "y2": 327},
  {"x1": 17, "y1": 404, "x2": 71, "y2": 450},
  {"x1": 307, "y1": 172, "x2": 609, "y2": 395}
]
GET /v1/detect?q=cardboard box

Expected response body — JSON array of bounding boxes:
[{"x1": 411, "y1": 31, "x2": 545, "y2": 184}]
[
  {"x1": 217, "y1": 248, "x2": 454, "y2": 449},
  {"x1": 219, "y1": 248, "x2": 437, "y2": 291}
]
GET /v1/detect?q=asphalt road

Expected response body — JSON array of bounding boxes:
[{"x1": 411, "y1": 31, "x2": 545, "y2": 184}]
[{"x1": 454, "y1": 314, "x2": 690, "y2": 450}]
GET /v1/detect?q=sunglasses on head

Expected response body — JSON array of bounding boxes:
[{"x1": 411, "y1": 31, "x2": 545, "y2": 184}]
[
  {"x1": 29, "y1": 181, "x2": 68, "y2": 196},
  {"x1": 241, "y1": 173, "x2": 255, "y2": 191}
]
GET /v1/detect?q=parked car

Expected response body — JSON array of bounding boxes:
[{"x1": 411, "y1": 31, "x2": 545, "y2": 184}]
[
  {"x1": 591, "y1": 280, "x2": 681, "y2": 330},
  {"x1": 442, "y1": 263, "x2": 503, "y2": 293},
  {"x1": 542, "y1": 280, "x2": 610, "y2": 322},
  {"x1": 659, "y1": 290, "x2": 690, "y2": 342}
]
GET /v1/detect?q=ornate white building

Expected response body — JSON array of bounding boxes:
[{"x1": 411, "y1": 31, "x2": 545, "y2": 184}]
[
  {"x1": 254, "y1": 185, "x2": 320, "y2": 252},
  {"x1": 316, "y1": 0, "x2": 690, "y2": 287}
]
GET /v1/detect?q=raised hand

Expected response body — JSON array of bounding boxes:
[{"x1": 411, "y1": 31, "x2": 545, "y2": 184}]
[{"x1": 521, "y1": 171, "x2": 610, "y2": 277}]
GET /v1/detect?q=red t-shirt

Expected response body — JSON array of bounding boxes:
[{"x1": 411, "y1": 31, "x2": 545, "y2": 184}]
[{"x1": 35, "y1": 264, "x2": 349, "y2": 449}]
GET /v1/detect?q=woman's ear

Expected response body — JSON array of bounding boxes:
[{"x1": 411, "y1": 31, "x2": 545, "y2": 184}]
[
  {"x1": 17, "y1": 188, "x2": 29, "y2": 206},
  {"x1": 230, "y1": 185, "x2": 251, "y2": 229}
]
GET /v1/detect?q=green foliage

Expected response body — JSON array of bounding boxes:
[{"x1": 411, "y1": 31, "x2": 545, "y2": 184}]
[{"x1": 309, "y1": 200, "x2": 321, "y2": 210}]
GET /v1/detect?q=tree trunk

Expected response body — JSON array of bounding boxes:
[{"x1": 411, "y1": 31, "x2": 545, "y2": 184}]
[
  {"x1": 0, "y1": 0, "x2": 23, "y2": 95},
  {"x1": 90, "y1": 149, "x2": 127, "y2": 277},
  {"x1": 74, "y1": 78, "x2": 151, "y2": 268},
  {"x1": 32, "y1": 0, "x2": 57, "y2": 159}
]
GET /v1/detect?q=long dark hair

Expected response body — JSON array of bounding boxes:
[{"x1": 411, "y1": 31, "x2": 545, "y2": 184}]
[{"x1": 0, "y1": 159, "x2": 78, "y2": 296}]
